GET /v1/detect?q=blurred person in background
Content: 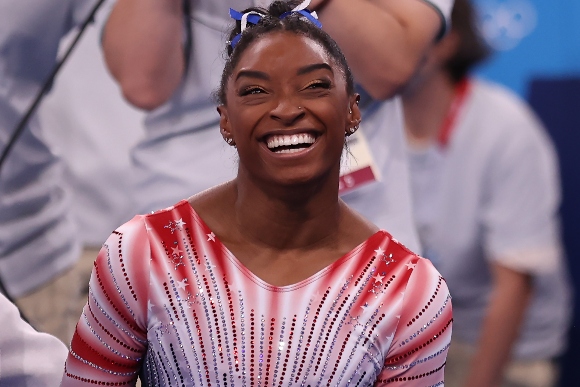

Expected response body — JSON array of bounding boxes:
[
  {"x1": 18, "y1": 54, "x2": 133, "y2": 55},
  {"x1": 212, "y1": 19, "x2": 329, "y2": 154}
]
[
  {"x1": 38, "y1": 0, "x2": 146, "y2": 312},
  {"x1": 0, "y1": 292, "x2": 68, "y2": 386},
  {"x1": 0, "y1": 0, "x2": 96, "y2": 345},
  {"x1": 401, "y1": 0, "x2": 572, "y2": 386},
  {"x1": 101, "y1": 0, "x2": 454, "y2": 254}
]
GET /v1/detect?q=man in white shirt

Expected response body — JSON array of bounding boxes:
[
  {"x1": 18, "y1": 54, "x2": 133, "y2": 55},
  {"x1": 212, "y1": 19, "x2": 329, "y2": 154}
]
[{"x1": 0, "y1": 0, "x2": 94, "y2": 344}]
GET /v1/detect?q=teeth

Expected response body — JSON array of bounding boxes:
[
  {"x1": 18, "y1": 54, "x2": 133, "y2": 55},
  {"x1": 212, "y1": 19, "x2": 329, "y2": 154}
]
[
  {"x1": 277, "y1": 148, "x2": 304, "y2": 154},
  {"x1": 267, "y1": 133, "x2": 316, "y2": 150}
]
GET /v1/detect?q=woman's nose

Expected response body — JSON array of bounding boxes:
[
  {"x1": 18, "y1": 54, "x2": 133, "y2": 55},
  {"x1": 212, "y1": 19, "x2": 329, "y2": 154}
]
[{"x1": 269, "y1": 97, "x2": 306, "y2": 125}]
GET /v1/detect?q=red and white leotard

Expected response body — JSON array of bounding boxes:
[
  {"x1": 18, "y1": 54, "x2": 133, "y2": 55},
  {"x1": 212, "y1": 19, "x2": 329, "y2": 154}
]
[{"x1": 62, "y1": 200, "x2": 452, "y2": 386}]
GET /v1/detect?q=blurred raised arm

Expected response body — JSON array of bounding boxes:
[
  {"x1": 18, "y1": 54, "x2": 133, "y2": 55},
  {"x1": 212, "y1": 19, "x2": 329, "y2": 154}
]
[
  {"x1": 103, "y1": 0, "x2": 449, "y2": 109},
  {"x1": 315, "y1": 0, "x2": 448, "y2": 99},
  {"x1": 102, "y1": 0, "x2": 185, "y2": 110},
  {"x1": 463, "y1": 263, "x2": 532, "y2": 387}
]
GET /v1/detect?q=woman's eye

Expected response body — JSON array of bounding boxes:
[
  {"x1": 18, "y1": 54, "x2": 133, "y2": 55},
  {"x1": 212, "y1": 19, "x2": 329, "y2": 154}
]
[
  {"x1": 240, "y1": 87, "x2": 265, "y2": 96},
  {"x1": 305, "y1": 80, "x2": 331, "y2": 90}
]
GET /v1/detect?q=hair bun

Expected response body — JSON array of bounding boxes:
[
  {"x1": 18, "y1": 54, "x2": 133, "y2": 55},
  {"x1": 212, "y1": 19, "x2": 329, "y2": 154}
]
[{"x1": 268, "y1": 1, "x2": 296, "y2": 17}]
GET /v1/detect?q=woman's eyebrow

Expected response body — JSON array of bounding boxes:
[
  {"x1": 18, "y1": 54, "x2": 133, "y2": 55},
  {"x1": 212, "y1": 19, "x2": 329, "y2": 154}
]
[
  {"x1": 235, "y1": 70, "x2": 270, "y2": 81},
  {"x1": 234, "y1": 63, "x2": 332, "y2": 81},
  {"x1": 296, "y1": 63, "x2": 333, "y2": 76}
]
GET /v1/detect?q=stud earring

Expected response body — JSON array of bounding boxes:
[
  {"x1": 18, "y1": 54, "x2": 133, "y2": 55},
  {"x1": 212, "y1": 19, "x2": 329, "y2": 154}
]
[
  {"x1": 224, "y1": 137, "x2": 235, "y2": 146},
  {"x1": 349, "y1": 108, "x2": 352, "y2": 114}
]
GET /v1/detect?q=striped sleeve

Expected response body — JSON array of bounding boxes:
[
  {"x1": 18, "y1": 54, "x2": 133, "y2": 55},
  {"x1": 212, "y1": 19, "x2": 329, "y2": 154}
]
[
  {"x1": 376, "y1": 257, "x2": 453, "y2": 386},
  {"x1": 61, "y1": 216, "x2": 150, "y2": 385}
]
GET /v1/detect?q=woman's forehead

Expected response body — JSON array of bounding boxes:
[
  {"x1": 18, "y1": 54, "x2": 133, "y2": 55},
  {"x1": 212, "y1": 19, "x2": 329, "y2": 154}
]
[{"x1": 234, "y1": 32, "x2": 332, "y2": 72}]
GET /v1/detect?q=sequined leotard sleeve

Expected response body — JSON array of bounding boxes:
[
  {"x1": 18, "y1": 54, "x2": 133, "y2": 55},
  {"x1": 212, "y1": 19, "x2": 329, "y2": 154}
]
[
  {"x1": 375, "y1": 258, "x2": 452, "y2": 385},
  {"x1": 61, "y1": 200, "x2": 452, "y2": 386},
  {"x1": 62, "y1": 215, "x2": 150, "y2": 385}
]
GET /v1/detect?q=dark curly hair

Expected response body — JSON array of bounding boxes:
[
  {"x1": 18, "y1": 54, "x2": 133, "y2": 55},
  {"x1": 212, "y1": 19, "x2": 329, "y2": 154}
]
[{"x1": 216, "y1": 0, "x2": 354, "y2": 105}]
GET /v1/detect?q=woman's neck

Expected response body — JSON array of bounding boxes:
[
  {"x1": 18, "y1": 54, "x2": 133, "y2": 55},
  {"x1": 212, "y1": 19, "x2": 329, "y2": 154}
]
[
  {"x1": 402, "y1": 72, "x2": 456, "y2": 148},
  {"x1": 190, "y1": 169, "x2": 348, "y2": 253},
  {"x1": 231, "y1": 174, "x2": 344, "y2": 251}
]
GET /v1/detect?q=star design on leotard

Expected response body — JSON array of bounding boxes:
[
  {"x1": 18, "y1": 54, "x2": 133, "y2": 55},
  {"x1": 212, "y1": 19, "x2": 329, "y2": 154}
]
[
  {"x1": 164, "y1": 219, "x2": 185, "y2": 234},
  {"x1": 177, "y1": 278, "x2": 189, "y2": 290},
  {"x1": 382, "y1": 253, "x2": 395, "y2": 265},
  {"x1": 373, "y1": 273, "x2": 385, "y2": 283},
  {"x1": 207, "y1": 232, "x2": 216, "y2": 242},
  {"x1": 369, "y1": 282, "x2": 386, "y2": 298},
  {"x1": 405, "y1": 262, "x2": 417, "y2": 271},
  {"x1": 374, "y1": 246, "x2": 395, "y2": 266},
  {"x1": 158, "y1": 322, "x2": 172, "y2": 336},
  {"x1": 172, "y1": 246, "x2": 183, "y2": 255},
  {"x1": 176, "y1": 291, "x2": 200, "y2": 309},
  {"x1": 189, "y1": 293, "x2": 202, "y2": 308},
  {"x1": 346, "y1": 314, "x2": 364, "y2": 329},
  {"x1": 170, "y1": 251, "x2": 184, "y2": 270}
]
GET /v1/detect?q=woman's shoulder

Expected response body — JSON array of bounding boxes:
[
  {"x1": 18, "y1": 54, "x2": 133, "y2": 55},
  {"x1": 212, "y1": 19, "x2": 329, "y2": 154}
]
[
  {"x1": 142, "y1": 199, "x2": 195, "y2": 229},
  {"x1": 372, "y1": 229, "x2": 443, "y2": 283},
  {"x1": 104, "y1": 199, "x2": 199, "y2": 255},
  {"x1": 375, "y1": 229, "x2": 420, "y2": 261}
]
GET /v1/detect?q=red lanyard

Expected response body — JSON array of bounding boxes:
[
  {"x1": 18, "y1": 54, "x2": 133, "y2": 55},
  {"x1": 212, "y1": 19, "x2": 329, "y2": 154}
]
[{"x1": 437, "y1": 78, "x2": 471, "y2": 148}]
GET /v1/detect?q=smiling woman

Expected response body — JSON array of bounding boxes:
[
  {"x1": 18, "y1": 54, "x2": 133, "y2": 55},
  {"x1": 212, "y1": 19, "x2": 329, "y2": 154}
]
[
  {"x1": 218, "y1": 31, "x2": 356, "y2": 189},
  {"x1": 61, "y1": 1, "x2": 452, "y2": 385}
]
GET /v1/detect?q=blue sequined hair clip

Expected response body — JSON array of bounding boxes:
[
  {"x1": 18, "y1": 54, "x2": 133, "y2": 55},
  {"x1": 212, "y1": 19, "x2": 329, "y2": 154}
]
[{"x1": 229, "y1": 0, "x2": 322, "y2": 49}]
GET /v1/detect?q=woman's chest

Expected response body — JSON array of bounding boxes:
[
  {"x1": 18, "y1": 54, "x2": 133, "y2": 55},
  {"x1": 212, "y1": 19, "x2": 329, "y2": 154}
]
[{"x1": 143, "y1": 257, "x2": 403, "y2": 386}]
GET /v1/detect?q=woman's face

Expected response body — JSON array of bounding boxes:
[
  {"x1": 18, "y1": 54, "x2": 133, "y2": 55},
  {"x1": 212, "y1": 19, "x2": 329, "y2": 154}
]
[{"x1": 218, "y1": 31, "x2": 360, "y2": 188}]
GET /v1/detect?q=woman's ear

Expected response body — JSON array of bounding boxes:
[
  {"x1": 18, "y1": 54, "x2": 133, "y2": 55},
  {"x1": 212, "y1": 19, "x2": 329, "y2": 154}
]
[
  {"x1": 346, "y1": 94, "x2": 362, "y2": 134},
  {"x1": 217, "y1": 105, "x2": 235, "y2": 146}
]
